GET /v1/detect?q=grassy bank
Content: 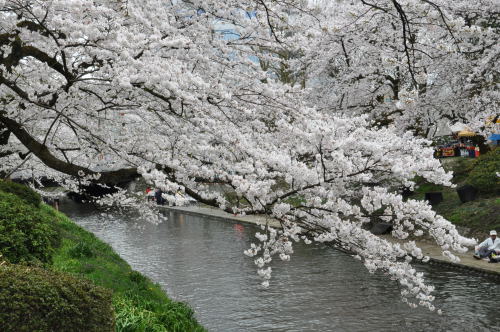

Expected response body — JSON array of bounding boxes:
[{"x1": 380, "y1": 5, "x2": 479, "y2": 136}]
[
  {"x1": 413, "y1": 152, "x2": 500, "y2": 236},
  {"x1": 0, "y1": 182, "x2": 206, "y2": 331},
  {"x1": 413, "y1": 185, "x2": 500, "y2": 235},
  {"x1": 48, "y1": 206, "x2": 206, "y2": 332}
]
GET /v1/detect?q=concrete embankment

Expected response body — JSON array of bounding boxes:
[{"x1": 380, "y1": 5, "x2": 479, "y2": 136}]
[{"x1": 162, "y1": 204, "x2": 500, "y2": 280}]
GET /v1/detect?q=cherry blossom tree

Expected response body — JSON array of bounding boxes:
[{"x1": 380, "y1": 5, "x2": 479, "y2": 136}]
[
  {"x1": 0, "y1": 0, "x2": 490, "y2": 311},
  {"x1": 291, "y1": 0, "x2": 499, "y2": 137}
]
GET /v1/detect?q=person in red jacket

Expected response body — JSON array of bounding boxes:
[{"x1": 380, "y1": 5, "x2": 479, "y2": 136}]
[{"x1": 145, "y1": 187, "x2": 155, "y2": 201}]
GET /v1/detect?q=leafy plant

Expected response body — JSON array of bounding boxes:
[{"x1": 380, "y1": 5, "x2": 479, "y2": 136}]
[
  {"x1": 114, "y1": 294, "x2": 205, "y2": 332},
  {"x1": 0, "y1": 264, "x2": 114, "y2": 332},
  {"x1": 68, "y1": 241, "x2": 96, "y2": 259},
  {"x1": 0, "y1": 180, "x2": 41, "y2": 207},
  {"x1": 0, "y1": 191, "x2": 60, "y2": 264},
  {"x1": 129, "y1": 270, "x2": 149, "y2": 285}
]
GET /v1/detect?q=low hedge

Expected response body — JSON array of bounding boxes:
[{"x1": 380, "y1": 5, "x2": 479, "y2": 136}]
[
  {"x1": 0, "y1": 180, "x2": 41, "y2": 207},
  {"x1": 0, "y1": 191, "x2": 60, "y2": 264},
  {"x1": 0, "y1": 264, "x2": 114, "y2": 332}
]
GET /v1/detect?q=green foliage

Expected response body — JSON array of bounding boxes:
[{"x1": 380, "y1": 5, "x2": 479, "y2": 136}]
[
  {"x1": 0, "y1": 264, "x2": 114, "y2": 332},
  {"x1": 0, "y1": 191, "x2": 61, "y2": 264},
  {"x1": 413, "y1": 176, "x2": 444, "y2": 195},
  {"x1": 51, "y1": 211, "x2": 206, "y2": 332},
  {"x1": 416, "y1": 187, "x2": 500, "y2": 234},
  {"x1": 0, "y1": 184, "x2": 205, "y2": 331},
  {"x1": 68, "y1": 241, "x2": 96, "y2": 258},
  {"x1": 129, "y1": 270, "x2": 148, "y2": 284},
  {"x1": 439, "y1": 157, "x2": 476, "y2": 184},
  {"x1": 0, "y1": 180, "x2": 41, "y2": 207},
  {"x1": 114, "y1": 294, "x2": 205, "y2": 332},
  {"x1": 439, "y1": 196, "x2": 500, "y2": 235},
  {"x1": 466, "y1": 148, "x2": 500, "y2": 195},
  {"x1": 412, "y1": 155, "x2": 499, "y2": 233}
]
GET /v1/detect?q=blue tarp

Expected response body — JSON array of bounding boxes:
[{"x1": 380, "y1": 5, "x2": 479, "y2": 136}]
[{"x1": 488, "y1": 134, "x2": 500, "y2": 141}]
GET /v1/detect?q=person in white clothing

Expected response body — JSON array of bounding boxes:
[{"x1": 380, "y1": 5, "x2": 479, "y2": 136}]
[{"x1": 473, "y1": 230, "x2": 500, "y2": 260}]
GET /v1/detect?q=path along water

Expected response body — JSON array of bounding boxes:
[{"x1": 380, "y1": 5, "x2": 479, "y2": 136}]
[{"x1": 60, "y1": 201, "x2": 500, "y2": 332}]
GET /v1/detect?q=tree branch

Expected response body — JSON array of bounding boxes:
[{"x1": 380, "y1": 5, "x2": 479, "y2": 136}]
[{"x1": 0, "y1": 114, "x2": 138, "y2": 184}]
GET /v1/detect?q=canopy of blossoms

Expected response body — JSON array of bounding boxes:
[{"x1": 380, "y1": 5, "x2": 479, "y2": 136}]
[{"x1": 1, "y1": 0, "x2": 495, "y2": 311}]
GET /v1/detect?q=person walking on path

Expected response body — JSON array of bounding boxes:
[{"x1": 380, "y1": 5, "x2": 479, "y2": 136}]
[
  {"x1": 473, "y1": 230, "x2": 500, "y2": 259},
  {"x1": 146, "y1": 187, "x2": 155, "y2": 201},
  {"x1": 154, "y1": 188, "x2": 165, "y2": 205}
]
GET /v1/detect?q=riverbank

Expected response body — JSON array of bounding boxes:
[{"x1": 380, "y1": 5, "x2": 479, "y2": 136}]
[
  {"x1": 162, "y1": 204, "x2": 500, "y2": 279},
  {"x1": 51, "y1": 209, "x2": 206, "y2": 332},
  {"x1": 0, "y1": 181, "x2": 206, "y2": 331},
  {"x1": 64, "y1": 201, "x2": 500, "y2": 331},
  {"x1": 412, "y1": 156, "x2": 499, "y2": 237}
]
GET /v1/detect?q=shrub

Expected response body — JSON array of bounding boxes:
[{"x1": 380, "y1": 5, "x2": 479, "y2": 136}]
[
  {"x1": 466, "y1": 148, "x2": 500, "y2": 195},
  {"x1": 0, "y1": 264, "x2": 115, "y2": 332},
  {"x1": 0, "y1": 191, "x2": 61, "y2": 263},
  {"x1": 0, "y1": 180, "x2": 41, "y2": 207}
]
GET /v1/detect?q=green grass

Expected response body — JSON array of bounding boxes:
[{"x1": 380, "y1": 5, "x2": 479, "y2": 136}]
[
  {"x1": 413, "y1": 186, "x2": 500, "y2": 234},
  {"x1": 440, "y1": 157, "x2": 476, "y2": 184},
  {"x1": 0, "y1": 182, "x2": 206, "y2": 331},
  {"x1": 412, "y1": 180, "x2": 444, "y2": 195},
  {"x1": 413, "y1": 156, "x2": 500, "y2": 235},
  {"x1": 438, "y1": 193, "x2": 500, "y2": 233},
  {"x1": 46, "y1": 206, "x2": 206, "y2": 332}
]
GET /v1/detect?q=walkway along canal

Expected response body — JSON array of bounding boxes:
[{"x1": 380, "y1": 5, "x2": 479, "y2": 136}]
[{"x1": 60, "y1": 200, "x2": 500, "y2": 332}]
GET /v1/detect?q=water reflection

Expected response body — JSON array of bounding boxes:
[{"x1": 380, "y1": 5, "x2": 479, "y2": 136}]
[{"x1": 60, "y1": 202, "x2": 500, "y2": 332}]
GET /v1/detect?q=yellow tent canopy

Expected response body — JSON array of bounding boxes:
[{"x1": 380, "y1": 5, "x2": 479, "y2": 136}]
[
  {"x1": 457, "y1": 130, "x2": 476, "y2": 137},
  {"x1": 486, "y1": 116, "x2": 500, "y2": 125}
]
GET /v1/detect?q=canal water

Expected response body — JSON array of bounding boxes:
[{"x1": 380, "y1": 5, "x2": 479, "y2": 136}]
[{"x1": 60, "y1": 202, "x2": 500, "y2": 332}]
